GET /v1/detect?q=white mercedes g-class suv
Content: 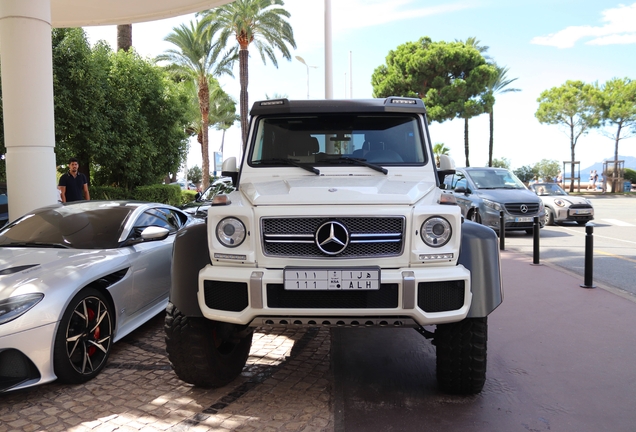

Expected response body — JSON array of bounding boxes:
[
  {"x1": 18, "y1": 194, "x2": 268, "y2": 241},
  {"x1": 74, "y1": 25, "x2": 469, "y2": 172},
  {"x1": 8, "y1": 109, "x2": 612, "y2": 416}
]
[{"x1": 166, "y1": 97, "x2": 503, "y2": 395}]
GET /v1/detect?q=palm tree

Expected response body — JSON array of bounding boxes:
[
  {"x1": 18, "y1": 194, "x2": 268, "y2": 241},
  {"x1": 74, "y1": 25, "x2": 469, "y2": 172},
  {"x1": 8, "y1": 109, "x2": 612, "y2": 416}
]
[
  {"x1": 117, "y1": 24, "x2": 132, "y2": 52},
  {"x1": 456, "y1": 37, "x2": 490, "y2": 167},
  {"x1": 486, "y1": 65, "x2": 520, "y2": 167},
  {"x1": 200, "y1": 0, "x2": 296, "y2": 151},
  {"x1": 433, "y1": 142, "x2": 450, "y2": 167},
  {"x1": 157, "y1": 19, "x2": 234, "y2": 189},
  {"x1": 209, "y1": 80, "x2": 240, "y2": 166}
]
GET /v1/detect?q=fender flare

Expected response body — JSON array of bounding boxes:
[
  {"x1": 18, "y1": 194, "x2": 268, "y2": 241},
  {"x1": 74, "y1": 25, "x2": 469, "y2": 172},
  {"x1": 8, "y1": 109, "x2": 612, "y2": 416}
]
[
  {"x1": 170, "y1": 221, "x2": 210, "y2": 317},
  {"x1": 458, "y1": 220, "x2": 503, "y2": 317}
]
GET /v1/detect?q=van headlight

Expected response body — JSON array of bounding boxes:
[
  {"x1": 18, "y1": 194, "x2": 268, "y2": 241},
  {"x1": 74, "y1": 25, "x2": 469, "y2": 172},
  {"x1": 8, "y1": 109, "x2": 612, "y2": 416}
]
[
  {"x1": 216, "y1": 217, "x2": 246, "y2": 247},
  {"x1": 483, "y1": 199, "x2": 502, "y2": 211},
  {"x1": 421, "y1": 216, "x2": 452, "y2": 247}
]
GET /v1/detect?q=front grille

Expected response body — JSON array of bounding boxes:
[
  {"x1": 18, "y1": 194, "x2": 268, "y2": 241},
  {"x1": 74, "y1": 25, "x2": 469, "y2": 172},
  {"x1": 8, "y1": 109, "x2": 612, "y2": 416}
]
[
  {"x1": 203, "y1": 280, "x2": 249, "y2": 312},
  {"x1": 505, "y1": 203, "x2": 540, "y2": 215},
  {"x1": 417, "y1": 281, "x2": 465, "y2": 312},
  {"x1": 262, "y1": 217, "x2": 405, "y2": 258},
  {"x1": 569, "y1": 204, "x2": 593, "y2": 209},
  {"x1": 266, "y1": 283, "x2": 399, "y2": 308}
]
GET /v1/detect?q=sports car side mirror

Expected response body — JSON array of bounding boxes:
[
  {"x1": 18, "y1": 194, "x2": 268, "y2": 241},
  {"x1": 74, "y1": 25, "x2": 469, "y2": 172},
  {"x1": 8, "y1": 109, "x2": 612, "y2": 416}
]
[{"x1": 140, "y1": 226, "x2": 170, "y2": 241}]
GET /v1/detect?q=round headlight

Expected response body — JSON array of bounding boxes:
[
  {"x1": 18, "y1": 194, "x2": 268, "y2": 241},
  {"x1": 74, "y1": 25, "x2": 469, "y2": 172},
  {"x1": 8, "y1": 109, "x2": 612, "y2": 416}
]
[
  {"x1": 554, "y1": 199, "x2": 565, "y2": 207},
  {"x1": 421, "y1": 216, "x2": 452, "y2": 247},
  {"x1": 216, "y1": 217, "x2": 246, "y2": 248}
]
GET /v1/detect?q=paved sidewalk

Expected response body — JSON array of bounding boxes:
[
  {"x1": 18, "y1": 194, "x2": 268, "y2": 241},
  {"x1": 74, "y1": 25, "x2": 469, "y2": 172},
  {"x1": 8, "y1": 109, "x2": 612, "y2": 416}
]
[{"x1": 0, "y1": 324, "x2": 333, "y2": 432}]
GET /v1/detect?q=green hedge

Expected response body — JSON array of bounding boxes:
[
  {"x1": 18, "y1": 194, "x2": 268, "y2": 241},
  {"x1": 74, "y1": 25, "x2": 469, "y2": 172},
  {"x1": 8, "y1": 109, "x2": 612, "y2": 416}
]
[
  {"x1": 89, "y1": 184, "x2": 188, "y2": 207},
  {"x1": 624, "y1": 168, "x2": 636, "y2": 183}
]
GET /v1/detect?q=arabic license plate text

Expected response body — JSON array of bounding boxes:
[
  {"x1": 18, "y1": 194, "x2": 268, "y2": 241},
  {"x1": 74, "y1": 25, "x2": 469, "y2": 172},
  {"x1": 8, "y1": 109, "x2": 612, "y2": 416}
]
[{"x1": 284, "y1": 267, "x2": 380, "y2": 290}]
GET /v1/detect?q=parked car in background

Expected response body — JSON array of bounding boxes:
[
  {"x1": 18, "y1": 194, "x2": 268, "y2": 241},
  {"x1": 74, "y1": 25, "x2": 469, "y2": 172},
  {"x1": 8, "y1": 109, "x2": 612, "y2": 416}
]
[
  {"x1": 169, "y1": 180, "x2": 197, "y2": 190},
  {"x1": 0, "y1": 201, "x2": 200, "y2": 392},
  {"x1": 443, "y1": 167, "x2": 545, "y2": 234},
  {"x1": 529, "y1": 182, "x2": 594, "y2": 226},
  {"x1": 180, "y1": 177, "x2": 235, "y2": 218}
]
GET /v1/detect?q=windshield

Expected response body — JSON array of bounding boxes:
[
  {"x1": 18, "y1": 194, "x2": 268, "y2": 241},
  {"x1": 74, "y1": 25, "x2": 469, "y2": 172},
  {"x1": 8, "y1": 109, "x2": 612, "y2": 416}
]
[
  {"x1": 532, "y1": 183, "x2": 568, "y2": 196},
  {"x1": 466, "y1": 169, "x2": 527, "y2": 190},
  {"x1": 0, "y1": 204, "x2": 134, "y2": 249},
  {"x1": 249, "y1": 114, "x2": 427, "y2": 167}
]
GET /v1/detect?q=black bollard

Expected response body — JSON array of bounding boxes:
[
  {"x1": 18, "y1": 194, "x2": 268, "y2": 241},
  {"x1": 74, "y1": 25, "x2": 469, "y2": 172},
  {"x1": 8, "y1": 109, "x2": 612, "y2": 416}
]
[
  {"x1": 499, "y1": 210, "x2": 505, "y2": 250},
  {"x1": 581, "y1": 223, "x2": 596, "y2": 288},
  {"x1": 532, "y1": 216, "x2": 540, "y2": 265}
]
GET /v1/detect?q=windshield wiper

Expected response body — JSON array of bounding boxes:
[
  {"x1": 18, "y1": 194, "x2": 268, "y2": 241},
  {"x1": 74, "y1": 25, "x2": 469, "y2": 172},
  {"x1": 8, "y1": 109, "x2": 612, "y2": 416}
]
[
  {"x1": 329, "y1": 156, "x2": 388, "y2": 175},
  {"x1": 0, "y1": 242, "x2": 71, "y2": 249},
  {"x1": 253, "y1": 158, "x2": 320, "y2": 175}
]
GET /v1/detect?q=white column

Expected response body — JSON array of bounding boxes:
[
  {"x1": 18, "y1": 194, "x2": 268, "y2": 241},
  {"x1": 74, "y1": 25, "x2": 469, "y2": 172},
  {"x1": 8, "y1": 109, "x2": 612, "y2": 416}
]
[
  {"x1": 324, "y1": 0, "x2": 333, "y2": 99},
  {"x1": 0, "y1": 0, "x2": 58, "y2": 223}
]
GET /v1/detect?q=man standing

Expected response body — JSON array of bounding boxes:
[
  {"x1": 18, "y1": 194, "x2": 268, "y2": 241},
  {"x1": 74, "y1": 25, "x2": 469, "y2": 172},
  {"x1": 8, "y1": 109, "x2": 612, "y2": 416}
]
[{"x1": 58, "y1": 157, "x2": 90, "y2": 202}]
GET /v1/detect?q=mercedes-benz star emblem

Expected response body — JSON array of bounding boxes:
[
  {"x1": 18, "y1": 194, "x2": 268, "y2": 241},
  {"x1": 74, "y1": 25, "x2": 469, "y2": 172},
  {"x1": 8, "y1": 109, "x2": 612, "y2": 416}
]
[
  {"x1": 520, "y1": 204, "x2": 529, "y2": 213},
  {"x1": 315, "y1": 221, "x2": 349, "y2": 255}
]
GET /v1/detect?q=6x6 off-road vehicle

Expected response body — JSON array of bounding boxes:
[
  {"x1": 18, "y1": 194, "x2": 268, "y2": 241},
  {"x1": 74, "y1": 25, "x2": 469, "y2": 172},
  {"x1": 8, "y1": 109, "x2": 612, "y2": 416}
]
[{"x1": 166, "y1": 97, "x2": 503, "y2": 395}]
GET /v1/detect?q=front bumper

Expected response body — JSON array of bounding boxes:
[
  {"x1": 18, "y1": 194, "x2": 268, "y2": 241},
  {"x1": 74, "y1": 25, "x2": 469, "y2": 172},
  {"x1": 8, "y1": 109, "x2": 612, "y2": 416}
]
[
  {"x1": 197, "y1": 264, "x2": 472, "y2": 327},
  {"x1": 480, "y1": 208, "x2": 544, "y2": 231},
  {"x1": 556, "y1": 207, "x2": 594, "y2": 223},
  {"x1": 0, "y1": 322, "x2": 57, "y2": 392}
]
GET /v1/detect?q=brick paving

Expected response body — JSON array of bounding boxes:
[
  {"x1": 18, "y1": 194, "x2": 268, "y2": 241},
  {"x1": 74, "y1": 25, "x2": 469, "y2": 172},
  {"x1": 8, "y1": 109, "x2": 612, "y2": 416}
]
[{"x1": 0, "y1": 315, "x2": 333, "y2": 432}]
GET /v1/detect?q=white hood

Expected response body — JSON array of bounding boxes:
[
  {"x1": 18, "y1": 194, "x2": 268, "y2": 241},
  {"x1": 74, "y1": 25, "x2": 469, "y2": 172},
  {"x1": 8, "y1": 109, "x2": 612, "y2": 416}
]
[{"x1": 239, "y1": 175, "x2": 436, "y2": 206}]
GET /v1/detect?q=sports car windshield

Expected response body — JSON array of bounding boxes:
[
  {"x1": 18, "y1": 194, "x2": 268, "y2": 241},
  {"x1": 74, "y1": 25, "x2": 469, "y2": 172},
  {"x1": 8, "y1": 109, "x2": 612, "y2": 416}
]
[
  {"x1": 466, "y1": 169, "x2": 526, "y2": 190},
  {"x1": 0, "y1": 203, "x2": 134, "y2": 249},
  {"x1": 249, "y1": 114, "x2": 427, "y2": 168}
]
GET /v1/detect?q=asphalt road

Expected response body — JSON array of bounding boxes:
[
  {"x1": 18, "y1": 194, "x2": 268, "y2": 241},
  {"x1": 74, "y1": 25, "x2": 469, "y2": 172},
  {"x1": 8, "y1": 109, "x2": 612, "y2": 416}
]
[{"x1": 500, "y1": 194, "x2": 636, "y2": 298}]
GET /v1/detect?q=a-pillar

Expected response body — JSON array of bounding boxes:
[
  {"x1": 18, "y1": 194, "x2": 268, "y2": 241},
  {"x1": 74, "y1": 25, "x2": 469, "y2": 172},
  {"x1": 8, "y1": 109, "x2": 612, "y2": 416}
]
[{"x1": 0, "y1": 0, "x2": 58, "y2": 222}]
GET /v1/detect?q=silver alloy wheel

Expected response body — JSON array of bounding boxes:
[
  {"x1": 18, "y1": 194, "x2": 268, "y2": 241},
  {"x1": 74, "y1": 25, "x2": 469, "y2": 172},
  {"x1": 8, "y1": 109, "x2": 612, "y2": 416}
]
[{"x1": 65, "y1": 295, "x2": 113, "y2": 375}]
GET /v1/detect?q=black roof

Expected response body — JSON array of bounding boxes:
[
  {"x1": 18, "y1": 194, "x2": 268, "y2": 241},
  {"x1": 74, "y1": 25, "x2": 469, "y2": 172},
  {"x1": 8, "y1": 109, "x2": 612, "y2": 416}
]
[{"x1": 249, "y1": 97, "x2": 427, "y2": 116}]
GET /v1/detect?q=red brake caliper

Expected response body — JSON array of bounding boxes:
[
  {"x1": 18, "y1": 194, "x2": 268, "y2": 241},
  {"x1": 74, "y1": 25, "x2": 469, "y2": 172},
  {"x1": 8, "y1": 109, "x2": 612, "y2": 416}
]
[{"x1": 87, "y1": 308, "x2": 98, "y2": 356}]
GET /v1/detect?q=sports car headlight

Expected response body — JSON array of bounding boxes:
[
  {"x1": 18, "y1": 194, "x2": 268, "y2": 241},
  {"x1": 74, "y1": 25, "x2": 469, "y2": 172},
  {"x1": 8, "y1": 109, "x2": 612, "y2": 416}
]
[
  {"x1": 554, "y1": 199, "x2": 565, "y2": 207},
  {"x1": 0, "y1": 293, "x2": 44, "y2": 325},
  {"x1": 216, "y1": 217, "x2": 246, "y2": 248},
  {"x1": 421, "y1": 216, "x2": 452, "y2": 247},
  {"x1": 483, "y1": 199, "x2": 502, "y2": 211}
]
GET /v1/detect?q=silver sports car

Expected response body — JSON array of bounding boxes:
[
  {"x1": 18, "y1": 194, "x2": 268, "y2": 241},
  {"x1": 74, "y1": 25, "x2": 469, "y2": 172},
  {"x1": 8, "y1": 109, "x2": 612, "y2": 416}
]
[{"x1": 0, "y1": 201, "x2": 200, "y2": 392}]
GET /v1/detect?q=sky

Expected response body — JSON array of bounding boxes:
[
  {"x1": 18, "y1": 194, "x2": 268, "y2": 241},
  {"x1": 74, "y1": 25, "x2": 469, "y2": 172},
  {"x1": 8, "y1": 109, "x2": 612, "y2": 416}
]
[{"x1": 84, "y1": 0, "x2": 636, "y2": 177}]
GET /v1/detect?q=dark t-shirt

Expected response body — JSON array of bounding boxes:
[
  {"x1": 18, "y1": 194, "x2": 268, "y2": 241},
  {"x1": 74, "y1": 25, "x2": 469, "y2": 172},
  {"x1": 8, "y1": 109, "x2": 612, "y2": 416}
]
[{"x1": 59, "y1": 172, "x2": 88, "y2": 202}]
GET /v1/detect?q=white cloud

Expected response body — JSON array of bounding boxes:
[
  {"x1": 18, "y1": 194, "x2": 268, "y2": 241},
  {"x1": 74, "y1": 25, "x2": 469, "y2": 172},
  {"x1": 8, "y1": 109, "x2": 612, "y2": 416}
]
[{"x1": 530, "y1": 2, "x2": 636, "y2": 48}]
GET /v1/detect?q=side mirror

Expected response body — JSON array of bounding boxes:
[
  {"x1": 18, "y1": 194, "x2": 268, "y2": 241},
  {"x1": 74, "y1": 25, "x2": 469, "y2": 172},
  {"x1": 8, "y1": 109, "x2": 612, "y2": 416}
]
[
  {"x1": 140, "y1": 226, "x2": 170, "y2": 241},
  {"x1": 454, "y1": 186, "x2": 470, "y2": 195},
  {"x1": 221, "y1": 157, "x2": 239, "y2": 186},
  {"x1": 437, "y1": 155, "x2": 456, "y2": 185}
]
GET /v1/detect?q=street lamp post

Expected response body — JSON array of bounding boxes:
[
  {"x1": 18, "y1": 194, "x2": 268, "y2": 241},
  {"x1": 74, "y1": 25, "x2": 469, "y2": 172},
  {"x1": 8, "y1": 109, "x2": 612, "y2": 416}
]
[{"x1": 295, "y1": 55, "x2": 317, "y2": 99}]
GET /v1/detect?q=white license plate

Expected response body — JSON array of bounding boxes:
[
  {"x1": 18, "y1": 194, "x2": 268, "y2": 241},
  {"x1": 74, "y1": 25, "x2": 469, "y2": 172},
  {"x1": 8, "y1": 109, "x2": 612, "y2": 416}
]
[
  {"x1": 515, "y1": 216, "x2": 533, "y2": 222},
  {"x1": 572, "y1": 209, "x2": 592, "y2": 215},
  {"x1": 284, "y1": 267, "x2": 380, "y2": 290}
]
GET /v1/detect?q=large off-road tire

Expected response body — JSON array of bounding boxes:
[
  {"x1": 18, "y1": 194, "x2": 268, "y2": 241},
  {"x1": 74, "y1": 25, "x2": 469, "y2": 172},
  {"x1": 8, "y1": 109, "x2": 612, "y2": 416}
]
[
  {"x1": 164, "y1": 302, "x2": 253, "y2": 388},
  {"x1": 434, "y1": 317, "x2": 487, "y2": 395},
  {"x1": 53, "y1": 288, "x2": 113, "y2": 384}
]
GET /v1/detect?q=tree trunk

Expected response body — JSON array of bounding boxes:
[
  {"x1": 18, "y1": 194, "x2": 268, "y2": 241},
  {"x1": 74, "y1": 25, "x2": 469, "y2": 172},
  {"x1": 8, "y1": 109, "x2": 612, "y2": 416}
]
[
  {"x1": 199, "y1": 77, "x2": 211, "y2": 189},
  {"x1": 611, "y1": 123, "x2": 622, "y2": 193},
  {"x1": 464, "y1": 117, "x2": 470, "y2": 167},
  {"x1": 239, "y1": 48, "x2": 249, "y2": 152},
  {"x1": 569, "y1": 123, "x2": 575, "y2": 193},
  {"x1": 488, "y1": 110, "x2": 494, "y2": 167},
  {"x1": 117, "y1": 24, "x2": 132, "y2": 52}
]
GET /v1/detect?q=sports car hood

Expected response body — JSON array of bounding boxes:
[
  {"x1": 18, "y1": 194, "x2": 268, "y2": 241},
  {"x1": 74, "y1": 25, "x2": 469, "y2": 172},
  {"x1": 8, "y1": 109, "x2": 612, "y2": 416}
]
[
  {"x1": 543, "y1": 195, "x2": 591, "y2": 205},
  {"x1": 0, "y1": 248, "x2": 126, "y2": 298},
  {"x1": 475, "y1": 189, "x2": 541, "y2": 203},
  {"x1": 240, "y1": 176, "x2": 436, "y2": 205}
]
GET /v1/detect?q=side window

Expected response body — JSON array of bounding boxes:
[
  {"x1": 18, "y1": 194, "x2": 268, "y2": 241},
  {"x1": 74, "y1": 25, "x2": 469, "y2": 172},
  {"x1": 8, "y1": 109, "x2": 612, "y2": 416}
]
[
  {"x1": 446, "y1": 173, "x2": 466, "y2": 190},
  {"x1": 134, "y1": 208, "x2": 179, "y2": 233}
]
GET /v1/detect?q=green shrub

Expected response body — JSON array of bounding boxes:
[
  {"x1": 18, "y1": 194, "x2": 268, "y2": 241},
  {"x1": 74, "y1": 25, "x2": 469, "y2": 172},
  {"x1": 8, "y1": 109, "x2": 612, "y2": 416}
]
[
  {"x1": 132, "y1": 185, "x2": 183, "y2": 206},
  {"x1": 90, "y1": 186, "x2": 134, "y2": 200},
  {"x1": 624, "y1": 168, "x2": 636, "y2": 183}
]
